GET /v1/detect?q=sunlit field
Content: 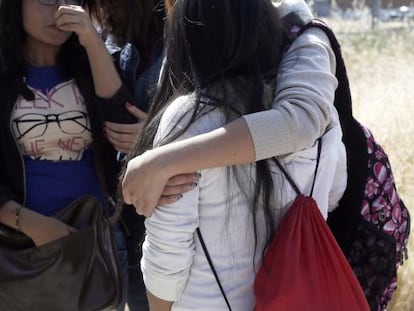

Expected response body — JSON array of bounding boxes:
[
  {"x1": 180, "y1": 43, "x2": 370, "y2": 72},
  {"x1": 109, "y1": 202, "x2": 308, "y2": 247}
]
[{"x1": 326, "y1": 17, "x2": 414, "y2": 311}]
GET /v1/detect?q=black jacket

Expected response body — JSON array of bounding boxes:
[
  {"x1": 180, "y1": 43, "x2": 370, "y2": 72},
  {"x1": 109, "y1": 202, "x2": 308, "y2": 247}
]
[
  {"x1": 105, "y1": 37, "x2": 164, "y2": 236},
  {"x1": 0, "y1": 67, "x2": 133, "y2": 214}
]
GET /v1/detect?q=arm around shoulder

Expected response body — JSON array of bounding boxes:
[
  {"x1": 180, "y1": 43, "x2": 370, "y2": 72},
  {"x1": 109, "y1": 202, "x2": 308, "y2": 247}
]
[{"x1": 243, "y1": 27, "x2": 338, "y2": 160}]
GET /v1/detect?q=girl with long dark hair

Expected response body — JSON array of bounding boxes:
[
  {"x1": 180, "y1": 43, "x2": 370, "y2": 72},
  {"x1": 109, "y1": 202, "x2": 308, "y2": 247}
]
[
  {"x1": 124, "y1": 0, "x2": 346, "y2": 309},
  {"x1": 122, "y1": 0, "x2": 346, "y2": 219}
]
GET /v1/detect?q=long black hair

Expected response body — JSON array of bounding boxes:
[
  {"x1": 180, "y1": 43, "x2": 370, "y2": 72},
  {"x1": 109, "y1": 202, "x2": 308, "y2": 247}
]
[
  {"x1": 0, "y1": 0, "x2": 89, "y2": 79},
  {"x1": 124, "y1": 0, "x2": 284, "y2": 257}
]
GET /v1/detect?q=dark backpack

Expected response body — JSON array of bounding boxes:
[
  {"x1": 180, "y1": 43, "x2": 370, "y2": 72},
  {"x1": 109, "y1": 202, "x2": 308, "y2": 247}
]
[{"x1": 282, "y1": 13, "x2": 411, "y2": 311}]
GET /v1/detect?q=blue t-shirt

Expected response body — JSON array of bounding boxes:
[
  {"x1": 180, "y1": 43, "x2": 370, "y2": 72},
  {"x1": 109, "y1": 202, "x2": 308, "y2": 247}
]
[{"x1": 12, "y1": 66, "x2": 103, "y2": 216}]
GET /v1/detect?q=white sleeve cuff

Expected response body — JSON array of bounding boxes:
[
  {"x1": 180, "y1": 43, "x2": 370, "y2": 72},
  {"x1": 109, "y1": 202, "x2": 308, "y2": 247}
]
[{"x1": 142, "y1": 263, "x2": 189, "y2": 302}]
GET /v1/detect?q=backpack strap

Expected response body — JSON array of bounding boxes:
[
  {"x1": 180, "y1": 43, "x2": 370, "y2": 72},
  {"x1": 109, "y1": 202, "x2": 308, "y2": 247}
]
[
  {"x1": 273, "y1": 138, "x2": 322, "y2": 197},
  {"x1": 282, "y1": 14, "x2": 372, "y2": 254},
  {"x1": 197, "y1": 139, "x2": 321, "y2": 311},
  {"x1": 196, "y1": 228, "x2": 232, "y2": 310}
]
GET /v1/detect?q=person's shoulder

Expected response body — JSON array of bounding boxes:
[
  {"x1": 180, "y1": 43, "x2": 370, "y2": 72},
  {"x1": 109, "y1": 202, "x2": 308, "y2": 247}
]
[
  {"x1": 284, "y1": 22, "x2": 332, "y2": 53},
  {"x1": 277, "y1": 0, "x2": 330, "y2": 48},
  {"x1": 276, "y1": 0, "x2": 313, "y2": 21},
  {"x1": 158, "y1": 93, "x2": 226, "y2": 140},
  {"x1": 160, "y1": 94, "x2": 216, "y2": 128},
  {"x1": 166, "y1": 94, "x2": 194, "y2": 115},
  {"x1": 158, "y1": 94, "x2": 194, "y2": 129},
  {"x1": 297, "y1": 27, "x2": 331, "y2": 49}
]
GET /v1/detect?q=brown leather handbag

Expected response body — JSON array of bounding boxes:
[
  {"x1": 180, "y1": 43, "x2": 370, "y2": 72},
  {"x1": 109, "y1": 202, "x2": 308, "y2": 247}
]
[{"x1": 0, "y1": 195, "x2": 124, "y2": 311}]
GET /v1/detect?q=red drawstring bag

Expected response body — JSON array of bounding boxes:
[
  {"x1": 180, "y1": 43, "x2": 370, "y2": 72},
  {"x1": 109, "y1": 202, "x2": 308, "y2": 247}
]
[
  {"x1": 199, "y1": 141, "x2": 370, "y2": 311},
  {"x1": 254, "y1": 193, "x2": 370, "y2": 311},
  {"x1": 254, "y1": 142, "x2": 370, "y2": 311}
]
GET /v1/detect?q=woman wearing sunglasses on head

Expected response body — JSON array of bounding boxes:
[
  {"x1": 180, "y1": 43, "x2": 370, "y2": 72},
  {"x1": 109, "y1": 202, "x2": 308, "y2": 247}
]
[{"x1": 0, "y1": 0, "x2": 136, "y2": 307}]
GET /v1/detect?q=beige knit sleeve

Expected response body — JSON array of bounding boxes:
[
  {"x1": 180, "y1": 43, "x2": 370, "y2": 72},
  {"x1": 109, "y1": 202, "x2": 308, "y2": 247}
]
[{"x1": 243, "y1": 27, "x2": 338, "y2": 161}]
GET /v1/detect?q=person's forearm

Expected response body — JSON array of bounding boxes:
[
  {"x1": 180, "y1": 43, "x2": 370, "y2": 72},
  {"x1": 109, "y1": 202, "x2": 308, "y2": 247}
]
[
  {"x1": 0, "y1": 201, "x2": 48, "y2": 237},
  {"x1": 147, "y1": 291, "x2": 173, "y2": 311},
  {"x1": 153, "y1": 117, "x2": 255, "y2": 177},
  {"x1": 0, "y1": 200, "x2": 21, "y2": 229},
  {"x1": 83, "y1": 34, "x2": 122, "y2": 98}
]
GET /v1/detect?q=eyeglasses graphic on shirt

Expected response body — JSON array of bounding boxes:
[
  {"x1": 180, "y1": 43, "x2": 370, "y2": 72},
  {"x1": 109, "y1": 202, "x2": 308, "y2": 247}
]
[
  {"x1": 13, "y1": 111, "x2": 91, "y2": 140},
  {"x1": 38, "y1": 0, "x2": 84, "y2": 6}
]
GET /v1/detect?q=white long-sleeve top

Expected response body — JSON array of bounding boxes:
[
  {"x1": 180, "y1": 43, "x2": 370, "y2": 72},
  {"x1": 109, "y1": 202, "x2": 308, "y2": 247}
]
[
  {"x1": 142, "y1": 0, "x2": 347, "y2": 308},
  {"x1": 142, "y1": 95, "x2": 347, "y2": 310}
]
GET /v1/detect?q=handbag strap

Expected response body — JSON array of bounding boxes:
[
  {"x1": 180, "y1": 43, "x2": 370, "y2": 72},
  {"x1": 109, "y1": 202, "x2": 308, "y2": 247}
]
[
  {"x1": 196, "y1": 228, "x2": 232, "y2": 311},
  {"x1": 273, "y1": 138, "x2": 322, "y2": 197}
]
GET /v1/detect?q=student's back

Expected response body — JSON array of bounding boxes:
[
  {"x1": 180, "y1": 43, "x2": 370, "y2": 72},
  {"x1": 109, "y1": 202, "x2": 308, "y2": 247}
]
[
  {"x1": 133, "y1": 0, "x2": 347, "y2": 309},
  {"x1": 142, "y1": 89, "x2": 346, "y2": 310}
]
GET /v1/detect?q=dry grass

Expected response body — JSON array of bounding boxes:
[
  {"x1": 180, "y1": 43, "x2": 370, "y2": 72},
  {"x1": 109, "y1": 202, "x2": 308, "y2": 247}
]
[{"x1": 326, "y1": 18, "x2": 414, "y2": 311}]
